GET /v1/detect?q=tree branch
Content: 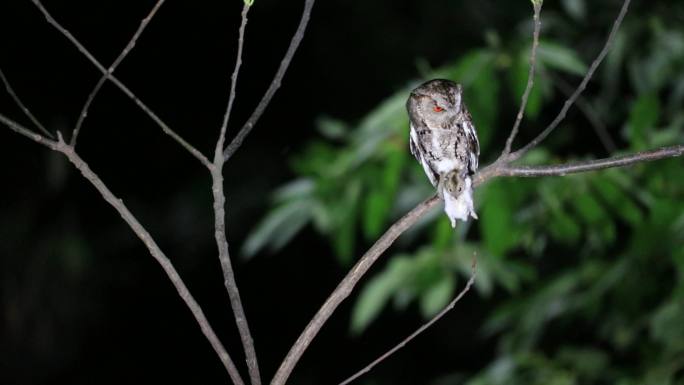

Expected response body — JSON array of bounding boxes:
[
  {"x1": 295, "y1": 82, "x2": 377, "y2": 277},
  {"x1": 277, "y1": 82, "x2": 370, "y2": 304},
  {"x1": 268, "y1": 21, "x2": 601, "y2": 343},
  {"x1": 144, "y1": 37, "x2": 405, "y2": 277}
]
[
  {"x1": 71, "y1": 0, "x2": 167, "y2": 147},
  {"x1": 211, "y1": 4, "x2": 262, "y2": 385},
  {"x1": 211, "y1": 158, "x2": 262, "y2": 385},
  {"x1": 0, "y1": 116, "x2": 246, "y2": 385},
  {"x1": 222, "y1": 0, "x2": 315, "y2": 161},
  {"x1": 271, "y1": 142, "x2": 683, "y2": 385},
  {"x1": 509, "y1": 0, "x2": 631, "y2": 162},
  {"x1": 31, "y1": 0, "x2": 211, "y2": 168},
  {"x1": 270, "y1": 196, "x2": 440, "y2": 385},
  {"x1": 0, "y1": 67, "x2": 53, "y2": 139},
  {"x1": 501, "y1": 0, "x2": 542, "y2": 157},
  {"x1": 216, "y1": 4, "x2": 250, "y2": 155},
  {"x1": 338, "y1": 257, "x2": 477, "y2": 385}
]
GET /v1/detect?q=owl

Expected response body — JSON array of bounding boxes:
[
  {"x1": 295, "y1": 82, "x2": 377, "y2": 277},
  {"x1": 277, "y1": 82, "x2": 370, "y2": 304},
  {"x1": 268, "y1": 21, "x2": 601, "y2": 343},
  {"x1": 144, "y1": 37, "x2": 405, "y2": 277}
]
[{"x1": 406, "y1": 79, "x2": 480, "y2": 227}]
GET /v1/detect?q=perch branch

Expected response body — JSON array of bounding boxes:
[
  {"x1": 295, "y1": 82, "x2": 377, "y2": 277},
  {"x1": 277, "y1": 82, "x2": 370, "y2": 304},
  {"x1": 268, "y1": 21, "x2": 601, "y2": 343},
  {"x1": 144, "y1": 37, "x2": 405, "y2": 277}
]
[
  {"x1": 223, "y1": 0, "x2": 315, "y2": 161},
  {"x1": 271, "y1": 143, "x2": 682, "y2": 385},
  {"x1": 501, "y1": 0, "x2": 542, "y2": 157},
  {"x1": 338, "y1": 257, "x2": 478, "y2": 385},
  {"x1": 509, "y1": 0, "x2": 631, "y2": 162},
  {"x1": 31, "y1": 0, "x2": 211, "y2": 168},
  {"x1": 71, "y1": 0, "x2": 167, "y2": 147},
  {"x1": 0, "y1": 67, "x2": 53, "y2": 139}
]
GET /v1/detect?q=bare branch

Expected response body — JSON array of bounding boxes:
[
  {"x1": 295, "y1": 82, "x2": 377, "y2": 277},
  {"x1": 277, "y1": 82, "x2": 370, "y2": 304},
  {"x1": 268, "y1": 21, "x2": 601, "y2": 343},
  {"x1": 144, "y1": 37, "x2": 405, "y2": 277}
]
[
  {"x1": 509, "y1": 0, "x2": 631, "y2": 162},
  {"x1": 211, "y1": 160, "x2": 262, "y2": 385},
  {"x1": 338, "y1": 257, "x2": 477, "y2": 385},
  {"x1": 271, "y1": 142, "x2": 682, "y2": 385},
  {"x1": 71, "y1": 0, "x2": 167, "y2": 147},
  {"x1": 501, "y1": 1, "x2": 542, "y2": 157},
  {"x1": 494, "y1": 145, "x2": 684, "y2": 178},
  {"x1": 0, "y1": 67, "x2": 53, "y2": 139},
  {"x1": 210, "y1": 5, "x2": 262, "y2": 385},
  {"x1": 31, "y1": 0, "x2": 211, "y2": 168},
  {"x1": 270, "y1": 196, "x2": 440, "y2": 385},
  {"x1": 223, "y1": 0, "x2": 316, "y2": 161},
  {"x1": 0, "y1": 112, "x2": 57, "y2": 149},
  {"x1": 216, "y1": 4, "x2": 250, "y2": 155}
]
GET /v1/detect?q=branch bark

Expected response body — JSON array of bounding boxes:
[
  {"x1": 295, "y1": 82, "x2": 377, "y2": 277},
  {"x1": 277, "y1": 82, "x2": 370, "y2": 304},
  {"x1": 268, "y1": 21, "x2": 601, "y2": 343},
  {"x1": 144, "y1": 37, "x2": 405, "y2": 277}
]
[
  {"x1": 0, "y1": 67, "x2": 53, "y2": 139},
  {"x1": 507, "y1": 0, "x2": 631, "y2": 162},
  {"x1": 31, "y1": 0, "x2": 211, "y2": 168},
  {"x1": 223, "y1": 0, "x2": 316, "y2": 161},
  {"x1": 501, "y1": 1, "x2": 542, "y2": 156},
  {"x1": 0, "y1": 114, "x2": 246, "y2": 385},
  {"x1": 338, "y1": 257, "x2": 478, "y2": 385},
  {"x1": 71, "y1": 0, "x2": 167, "y2": 147}
]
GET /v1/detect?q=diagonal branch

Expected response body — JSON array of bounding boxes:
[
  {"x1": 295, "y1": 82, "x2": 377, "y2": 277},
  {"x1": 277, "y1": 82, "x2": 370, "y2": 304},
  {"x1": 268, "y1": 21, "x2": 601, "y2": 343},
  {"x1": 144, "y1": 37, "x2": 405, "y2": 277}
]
[
  {"x1": 31, "y1": 0, "x2": 211, "y2": 168},
  {"x1": 222, "y1": 0, "x2": 315, "y2": 162},
  {"x1": 0, "y1": 67, "x2": 53, "y2": 139},
  {"x1": 0, "y1": 112, "x2": 56, "y2": 149},
  {"x1": 0, "y1": 116, "x2": 246, "y2": 385},
  {"x1": 338, "y1": 257, "x2": 477, "y2": 385},
  {"x1": 71, "y1": 0, "x2": 167, "y2": 147},
  {"x1": 270, "y1": 142, "x2": 683, "y2": 385},
  {"x1": 509, "y1": 0, "x2": 631, "y2": 162},
  {"x1": 501, "y1": 0, "x2": 542, "y2": 157},
  {"x1": 216, "y1": 4, "x2": 250, "y2": 154}
]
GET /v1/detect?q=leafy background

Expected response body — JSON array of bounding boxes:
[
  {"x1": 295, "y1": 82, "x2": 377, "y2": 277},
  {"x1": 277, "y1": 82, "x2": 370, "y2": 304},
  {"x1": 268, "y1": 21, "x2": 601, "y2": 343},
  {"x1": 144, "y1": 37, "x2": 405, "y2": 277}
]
[{"x1": 1, "y1": 0, "x2": 683, "y2": 384}]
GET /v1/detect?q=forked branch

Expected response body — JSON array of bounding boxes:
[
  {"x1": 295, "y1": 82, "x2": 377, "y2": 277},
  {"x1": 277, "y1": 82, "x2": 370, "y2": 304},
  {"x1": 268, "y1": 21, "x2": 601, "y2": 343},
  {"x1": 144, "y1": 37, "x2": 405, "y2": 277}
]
[
  {"x1": 31, "y1": 0, "x2": 211, "y2": 168},
  {"x1": 71, "y1": 0, "x2": 167, "y2": 147},
  {"x1": 222, "y1": 0, "x2": 316, "y2": 161}
]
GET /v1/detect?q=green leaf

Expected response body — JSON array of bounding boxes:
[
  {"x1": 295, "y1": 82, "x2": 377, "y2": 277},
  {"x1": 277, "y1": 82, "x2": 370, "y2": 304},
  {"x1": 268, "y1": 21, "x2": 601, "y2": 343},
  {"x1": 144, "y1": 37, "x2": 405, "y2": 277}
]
[
  {"x1": 419, "y1": 273, "x2": 455, "y2": 317},
  {"x1": 626, "y1": 93, "x2": 660, "y2": 149},
  {"x1": 316, "y1": 116, "x2": 348, "y2": 140},
  {"x1": 242, "y1": 200, "x2": 312, "y2": 258},
  {"x1": 351, "y1": 256, "x2": 413, "y2": 333},
  {"x1": 480, "y1": 182, "x2": 518, "y2": 256},
  {"x1": 244, "y1": 0, "x2": 254, "y2": 5},
  {"x1": 511, "y1": 50, "x2": 543, "y2": 119},
  {"x1": 538, "y1": 41, "x2": 588, "y2": 76}
]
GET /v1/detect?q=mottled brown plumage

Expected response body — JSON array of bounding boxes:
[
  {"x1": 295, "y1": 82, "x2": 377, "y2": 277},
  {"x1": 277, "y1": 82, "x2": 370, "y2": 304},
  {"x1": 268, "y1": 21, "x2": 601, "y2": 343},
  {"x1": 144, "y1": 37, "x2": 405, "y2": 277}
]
[{"x1": 407, "y1": 79, "x2": 480, "y2": 225}]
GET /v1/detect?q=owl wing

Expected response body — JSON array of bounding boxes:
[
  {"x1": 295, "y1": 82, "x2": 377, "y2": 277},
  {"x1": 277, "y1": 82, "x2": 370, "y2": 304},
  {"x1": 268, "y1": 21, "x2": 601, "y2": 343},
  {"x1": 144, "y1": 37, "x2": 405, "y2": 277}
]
[
  {"x1": 409, "y1": 123, "x2": 439, "y2": 187},
  {"x1": 461, "y1": 107, "x2": 480, "y2": 174}
]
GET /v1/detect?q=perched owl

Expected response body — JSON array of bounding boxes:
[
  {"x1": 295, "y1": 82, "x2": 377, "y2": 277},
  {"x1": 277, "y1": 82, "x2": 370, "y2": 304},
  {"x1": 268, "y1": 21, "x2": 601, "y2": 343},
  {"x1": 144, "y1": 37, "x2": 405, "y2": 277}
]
[{"x1": 406, "y1": 79, "x2": 480, "y2": 227}]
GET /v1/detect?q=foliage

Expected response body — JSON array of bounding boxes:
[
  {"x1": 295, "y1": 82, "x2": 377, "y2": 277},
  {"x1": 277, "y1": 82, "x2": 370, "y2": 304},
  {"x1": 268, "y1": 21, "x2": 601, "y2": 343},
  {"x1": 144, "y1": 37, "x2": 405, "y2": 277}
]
[{"x1": 246, "y1": 1, "x2": 684, "y2": 384}]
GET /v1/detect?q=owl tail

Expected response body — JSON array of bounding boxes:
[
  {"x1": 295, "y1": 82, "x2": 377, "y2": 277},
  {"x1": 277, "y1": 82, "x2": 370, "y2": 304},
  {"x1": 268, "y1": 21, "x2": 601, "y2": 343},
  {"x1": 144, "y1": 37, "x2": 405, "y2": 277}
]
[{"x1": 442, "y1": 176, "x2": 477, "y2": 227}]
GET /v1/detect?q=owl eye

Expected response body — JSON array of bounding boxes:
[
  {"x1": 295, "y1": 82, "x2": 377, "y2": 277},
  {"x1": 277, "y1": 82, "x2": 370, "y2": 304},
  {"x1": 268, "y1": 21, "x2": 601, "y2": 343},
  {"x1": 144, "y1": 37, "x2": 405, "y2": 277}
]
[{"x1": 433, "y1": 105, "x2": 445, "y2": 112}]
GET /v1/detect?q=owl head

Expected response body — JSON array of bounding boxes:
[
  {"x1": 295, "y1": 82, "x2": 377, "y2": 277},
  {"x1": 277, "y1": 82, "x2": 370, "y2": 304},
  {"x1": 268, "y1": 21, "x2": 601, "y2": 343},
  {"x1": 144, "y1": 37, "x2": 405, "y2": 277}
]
[{"x1": 406, "y1": 79, "x2": 463, "y2": 129}]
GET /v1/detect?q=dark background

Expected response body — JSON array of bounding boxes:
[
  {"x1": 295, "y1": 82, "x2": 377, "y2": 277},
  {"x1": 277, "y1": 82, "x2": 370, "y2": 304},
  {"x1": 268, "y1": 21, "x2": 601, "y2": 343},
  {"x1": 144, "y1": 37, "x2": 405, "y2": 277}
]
[{"x1": 1, "y1": 1, "x2": 682, "y2": 385}]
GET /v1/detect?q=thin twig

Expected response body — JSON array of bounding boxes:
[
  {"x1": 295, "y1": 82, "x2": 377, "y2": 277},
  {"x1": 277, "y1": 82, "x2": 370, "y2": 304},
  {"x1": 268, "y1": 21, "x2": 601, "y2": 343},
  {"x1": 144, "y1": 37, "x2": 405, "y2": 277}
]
[
  {"x1": 71, "y1": 0, "x2": 166, "y2": 147},
  {"x1": 0, "y1": 67, "x2": 53, "y2": 139},
  {"x1": 497, "y1": 145, "x2": 684, "y2": 177},
  {"x1": 509, "y1": 0, "x2": 631, "y2": 162},
  {"x1": 31, "y1": 0, "x2": 211, "y2": 168},
  {"x1": 501, "y1": 1, "x2": 542, "y2": 157},
  {"x1": 552, "y1": 73, "x2": 617, "y2": 153},
  {"x1": 223, "y1": 0, "x2": 316, "y2": 161},
  {"x1": 338, "y1": 257, "x2": 478, "y2": 385},
  {"x1": 217, "y1": 4, "x2": 250, "y2": 154},
  {"x1": 0, "y1": 116, "x2": 246, "y2": 385},
  {"x1": 0, "y1": 112, "x2": 57, "y2": 149}
]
